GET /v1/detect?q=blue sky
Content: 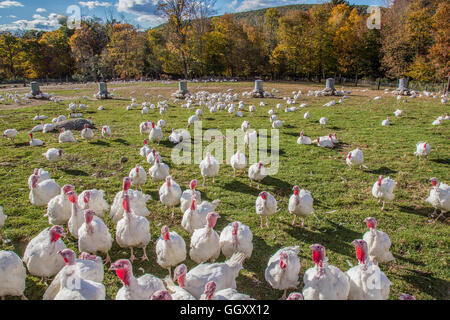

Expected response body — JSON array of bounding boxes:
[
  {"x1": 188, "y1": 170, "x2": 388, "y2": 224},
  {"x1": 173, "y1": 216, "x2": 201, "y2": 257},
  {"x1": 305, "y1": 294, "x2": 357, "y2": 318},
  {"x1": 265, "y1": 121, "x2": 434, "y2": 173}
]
[{"x1": 0, "y1": 0, "x2": 387, "y2": 31}]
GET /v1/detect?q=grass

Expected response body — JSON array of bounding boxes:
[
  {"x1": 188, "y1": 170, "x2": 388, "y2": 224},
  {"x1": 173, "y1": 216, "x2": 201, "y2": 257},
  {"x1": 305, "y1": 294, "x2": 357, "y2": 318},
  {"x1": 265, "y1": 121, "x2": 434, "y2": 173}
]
[{"x1": 0, "y1": 81, "x2": 449, "y2": 300}]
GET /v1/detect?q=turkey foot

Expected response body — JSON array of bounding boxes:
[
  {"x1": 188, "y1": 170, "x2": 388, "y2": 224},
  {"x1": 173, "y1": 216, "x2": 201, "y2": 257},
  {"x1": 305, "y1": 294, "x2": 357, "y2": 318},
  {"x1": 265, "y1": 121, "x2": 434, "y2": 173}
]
[
  {"x1": 265, "y1": 217, "x2": 270, "y2": 228},
  {"x1": 301, "y1": 219, "x2": 305, "y2": 228},
  {"x1": 141, "y1": 247, "x2": 149, "y2": 262},
  {"x1": 280, "y1": 289, "x2": 287, "y2": 300},
  {"x1": 129, "y1": 248, "x2": 136, "y2": 263},
  {"x1": 381, "y1": 201, "x2": 385, "y2": 211},
  {"x1": 21, "y1": 295, "x2": 28, "y2": 300},
  {"x1": 292, "y1": 216, "x2": 297, "y2": 227},
  {"x1": 260, "y1": 216, "x2": 264, "y2": 229},
  {"x1": 104, "y1": 252, "x2": 111, "y2": 264},
  {"x1": 202, "y1": 177, "x2": 206, "y2": 187}
]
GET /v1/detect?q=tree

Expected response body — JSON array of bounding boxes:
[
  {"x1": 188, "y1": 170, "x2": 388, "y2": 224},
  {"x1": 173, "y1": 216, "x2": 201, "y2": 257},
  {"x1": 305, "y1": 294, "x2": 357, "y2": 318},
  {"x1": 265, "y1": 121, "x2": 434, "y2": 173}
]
[
  {"x1": 428, "y1": 1, "x2": 450, "y2": 82},
  {"x1": 0, "y1": 33, "x2": 27, "y2": 79}
]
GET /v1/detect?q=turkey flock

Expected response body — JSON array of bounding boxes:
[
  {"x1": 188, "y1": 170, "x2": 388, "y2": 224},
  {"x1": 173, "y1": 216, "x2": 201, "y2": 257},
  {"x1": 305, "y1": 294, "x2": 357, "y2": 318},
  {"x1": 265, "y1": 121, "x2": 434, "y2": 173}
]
[{"x1": 0, "y1": 83, "x2": 449, "y2": 301}]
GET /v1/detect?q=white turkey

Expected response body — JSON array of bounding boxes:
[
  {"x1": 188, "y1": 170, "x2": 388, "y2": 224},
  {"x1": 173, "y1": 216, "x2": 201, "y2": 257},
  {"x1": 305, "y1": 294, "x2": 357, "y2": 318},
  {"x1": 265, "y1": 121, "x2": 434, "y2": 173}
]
[
  {"x1": 241, "y1": 120, "x2": 250, "y2": 132},
  {"x1": 149, "y1": 156, "x2": 170, "y2": 181},
  {"x1": 149, "y1": 122, "x2": 163, "y2": 144},
  {"x1": 219, "y1": 221, "x2": 253, "y2": 259},
  {"x1": 297, "y1": 131, "x2": 312, "y2": 145},
  {"x1": 109, "y1": 259, "x2": 165, "y2": 300},
  {"x1": 81, "y1": 124, "x2": 94, "y2": 140},
  {"x1": 78, "y1": 210, "x2": 113, "y2": 263},
  {"x1": 42, "y1": 123, "x2": 55, "y2": 133},
  {"x1": 346, "y1": 148, "x2": 364, "y2": 169},
  {"x1": 54, "y1": 264, "x2": 105, "y2": 300},
  {"x1": 156, "y1": 225, "x2": 186, "y2": 276},
  {"x1": 381, "y1": 117, "x2": 390, "y2": 126},
  {"x1": 30, "y1": 123, "x2": 44, "y2": 133},
  {"x1": 230, "y1": 150, "x2": 247, "y2": 176},
  {"x1": 180, "y1": 180, "x2": 202, "y2": 214},
  {"x1": 140, "y1": 121, "x2": 151, "y2": 135},
  {"x1": 157, "y1": 119, "x2": 166, "y2": 128},
  {"x1": 140, "y1": 139, "x2": 151, "y2": 158},
  {"x1": 101, "y1": 125, "x2": 111, "y2": 138},
  {"x1": 432, "y1": 119, "x2": 441, "y2": 126},
  {"x1": 189, "y1": 212, "x2": 221, "y2": 263},
  {"x1": 330, "y1": 133, "x2": 339, "y2": 144},
  {"x1": 151, "y1": 290, "x2": 172, "y2": 300},
  {"x1": 200, "y1": 281, "x2": 253, "y2": 300},
  {"x1": 22, "y1": 225, "x2": 66, "y2": 281},
  {"x1": 394, "y1": 109, "x2": 403, "y2": 118},
  {"x1": 248, "y1": 161, "x2": 266, "y2": 188},
  {"x1": 319, "y1": 117, "x2": 327, "y2": 126},
  {"x1": 426, "y1": 177, "x2": 449, "y2": 220},
  {"x1": 302, "y1": 244, "x2": 350, "y2": 300},
  {"x1": 42, "y1": 148, "x2": 63, "y2": 163},
  {"x1": 346, "y1": 239, "x2": 391, "y2": 300},
  {"x1": 129, "y1": 164, "x2": 147, "y2": 192},
  {"x1": 0, "y1": 205, "x2": 5, "y2": 241},
  {"x1": 46, "y1": 184, "x2": 75, "y2": 225},
  {"x1": 0, "y1": 251, "x2": 27, "y2": 299},
  {"x1": 414, "y1": 142, "x2": 431, "y2": 160},
  {"x1": 77, "y1": 189, "x2": 109, "y2": 219},
  {"x1": 29, "y1": 172, "x2": 60, "y2": 206},
  {"x1": 29, "y1": 133, "x2": 43, "y2": 146},
  {"x1": 146, "y1": 148, "x2": 162, "y2": 165},
  {"x1": 44, "y1": 249, "x2": 104, "y2": 300},
  {"x1": 172, "y1": 251, "x2": 246, "y2": 299},
  {"x1": 181, "y1": 196, "x2": 210, "y2": 234},
  {"x1": 163, "y1": 275, "x2": 196, "y2": 300},
  {"x1": 265, "y1": 246, "x2": 301, "y2": 299},
  {"x1": 27, "y1": 168, "x2": 50, "y2": 190},
  {"x1": 316, "y1": 136, "x2": 334, "y2": 148},
  {"x1": 272, "y1": 119, "x2": 284, "y2": 129},
  {"x1": 110, "y1": 177, "x2": 151, "y2": 224},
  {"x1": 116, "y1": 193, "x2": 151, "y2": 262},
  {"x1": 363, "y1": 217, "x2": 395, "y2": 264},
  {"x1": 304, "y1": 111, "x2": 310, "y2": 120},
  {"x1": 58, "y1": 128, "x2": 77, "y2": 143},
  {"x1": 199, "y1": 152, "x2": 220, "y2": 186},
  {"x1": 67, "y1": 190, "x2": 84, "y2": 239},
  {"x1": 3, "y1": 128, "x2": 18, "y2": 143},
  {"x1": 372, "y1": 175, "x2": 396, "y2": 210},
  {"x1": 288, "y1": 185, "x2": 315, "y2": 227},
  {"x1": 256, "y1": 191, "x2": 277, "y2": 229},
  {"x1": 159, "y1": 176, "x2": 182, "y2": 218}
]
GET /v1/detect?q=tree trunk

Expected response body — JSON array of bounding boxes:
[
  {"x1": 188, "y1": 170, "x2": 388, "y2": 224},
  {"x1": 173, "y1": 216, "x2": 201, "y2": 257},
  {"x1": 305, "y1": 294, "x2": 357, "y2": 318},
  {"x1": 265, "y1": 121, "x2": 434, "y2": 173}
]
[
  {"x1": 377, "y1": 78, "x2": 381, "y2": 90},
  {"x1": 446, "y1": 75, "x2": 450, "y2": 94},
  {"x1": 354, "y1": 74, "x2": 358, "y2": 87}
]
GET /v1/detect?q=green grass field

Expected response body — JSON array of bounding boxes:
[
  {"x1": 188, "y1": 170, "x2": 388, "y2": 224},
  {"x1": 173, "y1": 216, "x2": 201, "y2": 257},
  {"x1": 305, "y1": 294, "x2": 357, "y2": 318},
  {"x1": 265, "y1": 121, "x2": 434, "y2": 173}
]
[{"x1": 0, "y1": 81, "x2": 448, "y2": 300}]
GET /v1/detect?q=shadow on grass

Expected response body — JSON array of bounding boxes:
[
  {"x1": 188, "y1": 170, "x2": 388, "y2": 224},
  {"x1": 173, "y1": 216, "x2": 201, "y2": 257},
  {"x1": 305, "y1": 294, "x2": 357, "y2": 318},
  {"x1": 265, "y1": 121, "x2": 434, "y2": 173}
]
[
  {"x1": 14, "y1": 142, "x2": 29, "y2": 148},
  {"x1": 223, "y1": 180, "x2": 260, "y2": 196},
  {"x1": 399, "y1": 269, "x2": 449, "y2": 300},
  {"x1": 366, "y1": 166, "x2": 398, "y2": 176},
  {"x1": 430, "y1": 158, "x2": 450, "y2": 165},
  {"x1": 89, "y1": 140, "x2": 110, "y2": 147},
  {"x1": 397, "y1": 205, "x2": 430, "y2": 218},
  {"x1": 61, "y1": 168, "x2": 89, "y2": 176},
  {"x1": 112, "y1": 138, "x2": 129, "y2": 145}
]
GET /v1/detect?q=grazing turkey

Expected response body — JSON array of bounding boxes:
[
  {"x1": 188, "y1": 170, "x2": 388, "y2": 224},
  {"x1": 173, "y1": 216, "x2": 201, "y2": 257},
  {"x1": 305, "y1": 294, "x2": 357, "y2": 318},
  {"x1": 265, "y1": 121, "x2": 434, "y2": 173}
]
[
  {"x1": 46, "y1": 184, "x2": 75, "y2": 225},
  {"x1": 110, "y1": 177, "x2": 151, "y2": 224},
  {"x1": 78, "y1": 210, "x2": 113, "y2": 263},
  {"x1": 29, "y1": 172, "x2": 60, "y2": 206},
  {"x1": 426, "y1": 177, "x2": 450, "y2": 220},
  {"x1": 302, "y1": 244, "x2": 350, "y2": 300},
  {"x1": 159, "y1": 176, "x2": 182, "y2": 218},
  {"x1": 149, "y1": 156, "x2": 170, "y2": 181},
  {"x1": 180, "y1": 179, "x2": 201, "y2": 213},
  {"x1": 230, "y1": 150, "x2": 247, "y2": 176},
  {"x1": 414, "y1": 142, "x2": 431, "y2": 160},
  {"x1": 2, "y1": 128, "x2": 18, "y2": 143},
  {"x1": 346, "y1": 239, "x2": 391, "y2": 300},
  {"x1": 0, "y1": 251, "x2": 27, "y2": 300},
  {"x1": 54, "y1": 265, "x2": 105, "y2": 300},
  {"x1": 363, "y1": 217, "x2": 395, "y2": 264},
  {"x1": 172, "y1": 252, "x2": 246, "y2": 299},
  {"x1": 372, "y1": 175, "x2": 396, "y2": 210},
  {"x1": 248, "y1": 161, "x2": 266, "y2": 188},
  {"x1": 116, "y1": 193, "x2": 151, "y2": 262},
  {"x1": 67, "y1": 190, "x2": 84, "y2": 239},
  {"x1": 265, "y1": 246, "x2": 301, "y2": 299},
  {"x1": 109, "y1": 259, "x2": 165, "y2": 300},
  {"x1": 140, "y1": 139, "x2": 151, "y2": 158},
  {"x1": 256, "y1": 191, "x2": 277, "y2": 229},
  {"x1": 101, "y1": 125, "x2": 112, "y2": 138},
  {"x1": 22, "y1": 225, "x2": 66, "y2": 280},
  {"x1": 199, "y1": 152, "x2": 220, "y2": 186},
  {"x1": 44, "y1": 249, "x2": 104, "y2": 300},
  {"x1": 81, "y1": 124, "x2": 94, "y2": 140},
  {"x1": 129, "y1": 164, "x2": 147, "y2": 192},
  {"x1": 156, "y1": 225, "x2": 186, "y2": 276},
  {"x1": 146, "y1": 148, "x2": 162, "y2": 165},
  {"x1": 219, "y1": 221, "x2": 253, "y2": 259},
  {"x1": 189, "y1": 212, "x2": 221, "y2": 263},
  {"x1": 200, "y1": 281, "x2": 253, "y2": 300},
  {"x1": 346, "y1": 148, "x2": 364, "y2": 169},
  {"x1": 288, "y1": 186, "x2": 315, "y2": 227},
  {"x1": 29, "y1": 133, "x2": 43, "y2": 146},
  {"x1": 58, "y1": 128, "x2": 77, "y2": 143},
  {"x1": 42, "y1": 148, "x2": 63, "y2": 163},
  {"x1": 77, "y1": 189, "x2": 109, "y2": 219},
  {"x1": 149, "y1": 122, "x2": 163, "y2": 144}
]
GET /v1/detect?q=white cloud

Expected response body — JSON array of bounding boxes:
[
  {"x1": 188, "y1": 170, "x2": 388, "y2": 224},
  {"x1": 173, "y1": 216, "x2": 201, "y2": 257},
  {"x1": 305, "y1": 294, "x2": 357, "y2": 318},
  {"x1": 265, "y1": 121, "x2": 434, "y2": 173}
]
[
  {"x1": 116, "y1": 0, "x2": 161, "y2": 16},
  {"x1": 0, "y1": 1, "x2": 23, "y2": 9},
  {"x1": 233, "y1": 0, "x2": 304, "y2": 13},
  {"x1": 0, "y1": 12, "x2": 62, "y2": 31},
  {"x1": 135, "y1": 14, "x2": 166, "y2": 26},
  {"x1": 36, "y1": 8, "x2": 47, "y2": 13},
  {"x1": 78, "y1": 1, "x2": 112, "y2": 10},
  {"x1": 8, "y1": 14, "x2": 16, "y2": 18}
]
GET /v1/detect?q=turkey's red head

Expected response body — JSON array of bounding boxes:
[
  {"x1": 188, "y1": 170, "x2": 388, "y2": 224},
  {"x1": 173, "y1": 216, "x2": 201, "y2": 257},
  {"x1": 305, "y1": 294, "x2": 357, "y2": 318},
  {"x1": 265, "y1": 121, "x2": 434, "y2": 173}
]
[
  {"x1": 63, "y1": 185, "x2": 74, "y2": 195},
  {"x1": 190, "y1": 179, "x2": 197, "y2": 190},
  {"x1": 155, "y1": 154, "x2": 160, "y2": 164},
  {"x1": 58, "y1": 249, "x2": 76, "y2": 265},
  {"x1": 190, "y1": 197, "x2": 196, "y2": 211},
  {"x1": 173, "y1": 264, "x2": 187, "y2": 287},
  {"x1": 328, "y1": 134, "x2": 332, "y2": 139},
  {"x1": 79, "y1": 252, "x2": 97, "y2": 261},
  {"x1": 377, "y1": 175, "x2": 383, "y2": 186},
  {"x1": 352, "y1": 239, "x2": 368, "y2": 264},
  {"x1": 151, "y1": 122, "x2": 155, "y2": 128},
  {"x1": 287, "y1": 293, "x2": 304, "y2": 300},
  {"x1": 348, "y1": 153, "x2": 351, "y2": 159},
  {"x1": 334, "y1": 133, "x2": 337, "y2": 139},
  {"x1": 207, "y1": 212, "x2": 220, "y2": 228},
  {"x1": 135, "y1": 164, "x2": 139, "y2": 173},
  {"x1": 258, "y1": 161, "x2": 264, "y2": 169},
  {"x1": 203, "y1": 281, "x2": 216, "y2": 300},
  {"x1": 161, "y1": 225, "x2": 170, "y2": 241},
  {"x1": 316, "y1": 138, "x2": 320, "y2": 143},
  {"x1": 310, "y1": 244, "x2": 325, "y2": 267},
  {"x1": 151, "y1": 290, "x2": 172, "y2": 300},
  {"x1": 84, "y1": 209, "x2": 95, "y2": 224},
  {"x1": 29, "y1": 133, "x2": 33, "y2": 139},
  {"x1": 61, "y1": 128, "x2": 65, "y2": 132},
  {"x1": 430, "y1": 177, "x2": 439, "y2": 187},
  {"x1": 123, "y1": 177, "x2": 131, "y2": 192},
  {"x1": 279, "y1": 252, "x2": 288, "y2": 269},
  {"x1": 50, "y1": 225, "x2": 66, "y2": 242},
  {"x1": 231, "y1": 222, "x2": 239, "y2": 236},
  {"x1": 122, "y1": 194, "x2": 131, "y2": 213},
  {"x1": 293, "y1": 186, "x2": 300, "y2": 195},
  {"x1": 58, "y1": 149, "x2": 63, "y2": 157},
  {"x1": 166, "y1": 176, "x2": 172, "y2": 187},
  {"x1": 67, "y1": 190, "x2": 77, "y2": 203},
  {"x1": 31, "y1": 174, "x2": 39, "y2": 188},
  {"x1": 83, "y1": 191, "x2": 90, "y2": 204},
  {"x1": 84, "y1": 124, "x2": 88, "y2": 129},
  {"x1": 300, "y1": 131, "x2": 304, "y2": 137},
  {"x1": 109, "y1": 259, "x2": 132, "y2": 286},
  {"x1": 143, "y1": 139, "x2": 148, "y2": 145},
  {"x1": 365, "y1": 217, "x2": 377, "y2": 229},
  {"x1": 259, "y1": 191, "x2": 267, "y2": 200}
]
